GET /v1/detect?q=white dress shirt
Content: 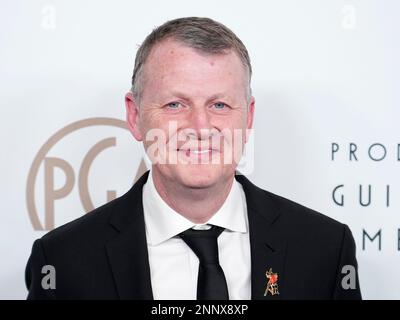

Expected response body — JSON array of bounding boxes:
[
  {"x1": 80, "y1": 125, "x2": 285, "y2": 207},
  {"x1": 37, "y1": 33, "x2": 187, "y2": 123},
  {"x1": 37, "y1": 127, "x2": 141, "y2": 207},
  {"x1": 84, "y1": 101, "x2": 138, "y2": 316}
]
[{"x1": 142, "y1": 171, "x2": 252, "y2": 300}]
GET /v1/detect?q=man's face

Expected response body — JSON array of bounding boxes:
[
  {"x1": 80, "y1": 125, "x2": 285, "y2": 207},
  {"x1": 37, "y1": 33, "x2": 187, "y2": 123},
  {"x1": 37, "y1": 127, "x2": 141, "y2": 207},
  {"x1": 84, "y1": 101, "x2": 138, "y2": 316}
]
[{"x1": 126, "y1": 39, "x2": 255, "y2": 189}]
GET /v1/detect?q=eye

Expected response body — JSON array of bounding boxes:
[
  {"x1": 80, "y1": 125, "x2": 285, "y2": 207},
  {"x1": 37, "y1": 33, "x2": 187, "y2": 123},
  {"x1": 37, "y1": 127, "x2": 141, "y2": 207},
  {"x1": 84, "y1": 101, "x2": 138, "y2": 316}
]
[
  {"x1": 167, "y1": 102, "x2": 181, "y2": 109},
  {"x1": 213, "y1": 102, "x2": 226, "y2": 109}
]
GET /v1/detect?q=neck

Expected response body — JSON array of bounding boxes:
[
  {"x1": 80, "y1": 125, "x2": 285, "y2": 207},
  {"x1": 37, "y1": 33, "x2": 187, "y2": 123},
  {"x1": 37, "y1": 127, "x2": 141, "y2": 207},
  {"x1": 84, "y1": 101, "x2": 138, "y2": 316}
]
[{"x1": 150, "y1": 168, "x2": 234, "y2": 224}]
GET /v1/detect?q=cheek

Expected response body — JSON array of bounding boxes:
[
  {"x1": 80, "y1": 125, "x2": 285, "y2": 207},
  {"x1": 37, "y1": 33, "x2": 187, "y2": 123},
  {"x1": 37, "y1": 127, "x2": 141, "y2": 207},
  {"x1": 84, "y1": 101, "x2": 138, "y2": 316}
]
[
  {"x1": 221, "y1": 130, "x2": 245, "y2": 149},
  {"x1": 141, "y1": 112, "x2": 170, "y2": 137},
  {"x1": 141, "y1": 119, "x2": 179, "y2": 151},
  {"x1": 219, "y1": 117, "x2": 247, "y2": 150},
  {"x1": 213, "y1": 112, "x2": 248, "y2": 134}
]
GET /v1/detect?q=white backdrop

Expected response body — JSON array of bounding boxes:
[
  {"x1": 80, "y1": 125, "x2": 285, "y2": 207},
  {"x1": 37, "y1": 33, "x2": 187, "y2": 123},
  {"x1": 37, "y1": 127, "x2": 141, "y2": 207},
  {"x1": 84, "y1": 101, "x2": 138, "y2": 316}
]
[{"x1": 1, "y1": 0, "x2": 399, "y2": 299}]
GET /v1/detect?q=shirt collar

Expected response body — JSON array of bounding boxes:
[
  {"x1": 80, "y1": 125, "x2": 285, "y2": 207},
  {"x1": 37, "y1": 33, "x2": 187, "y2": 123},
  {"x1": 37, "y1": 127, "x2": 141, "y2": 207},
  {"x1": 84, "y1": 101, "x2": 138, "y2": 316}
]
[{"x1": 142, "y1": 170, "x2": 248, "y2": 246}]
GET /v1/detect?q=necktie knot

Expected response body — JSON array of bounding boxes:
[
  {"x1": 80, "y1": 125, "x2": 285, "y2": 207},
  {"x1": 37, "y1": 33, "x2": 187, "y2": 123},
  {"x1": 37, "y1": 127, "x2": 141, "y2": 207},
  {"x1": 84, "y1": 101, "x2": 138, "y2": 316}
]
[{"x1": 179, "y1": 225, "x2": 224, "y2": 264}]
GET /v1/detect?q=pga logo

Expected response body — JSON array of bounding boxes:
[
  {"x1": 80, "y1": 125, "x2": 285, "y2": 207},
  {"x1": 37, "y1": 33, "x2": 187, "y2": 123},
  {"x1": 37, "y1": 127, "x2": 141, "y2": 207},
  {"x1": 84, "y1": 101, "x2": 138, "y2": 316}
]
[{"x1": 26, "y1": 117, "x2": 146, "y2": 231}]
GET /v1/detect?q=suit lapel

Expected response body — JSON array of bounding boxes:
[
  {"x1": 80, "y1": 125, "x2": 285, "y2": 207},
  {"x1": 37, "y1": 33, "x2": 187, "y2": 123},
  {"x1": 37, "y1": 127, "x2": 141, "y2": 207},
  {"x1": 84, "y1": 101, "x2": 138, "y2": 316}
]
[
  {"x1": 236, "y1": 175, "x2": 288, "y2": 300},
  {"x1": 106, "y1": 170, "x2": 153, "y2": 300}
]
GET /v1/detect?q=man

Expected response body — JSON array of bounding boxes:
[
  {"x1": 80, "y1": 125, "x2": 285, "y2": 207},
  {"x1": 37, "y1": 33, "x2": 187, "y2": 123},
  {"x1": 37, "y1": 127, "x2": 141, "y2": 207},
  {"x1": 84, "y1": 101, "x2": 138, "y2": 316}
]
[{"x1": 25, "y1": 17, "x2": 362, "y2": 300}]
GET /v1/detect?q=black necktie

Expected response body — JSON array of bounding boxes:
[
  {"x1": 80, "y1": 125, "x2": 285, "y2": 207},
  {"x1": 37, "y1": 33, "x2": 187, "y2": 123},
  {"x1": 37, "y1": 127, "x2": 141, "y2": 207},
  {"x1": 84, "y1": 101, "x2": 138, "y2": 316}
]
[{"x1": 179, "y1": 225, "x2": 229, "y2": 300}]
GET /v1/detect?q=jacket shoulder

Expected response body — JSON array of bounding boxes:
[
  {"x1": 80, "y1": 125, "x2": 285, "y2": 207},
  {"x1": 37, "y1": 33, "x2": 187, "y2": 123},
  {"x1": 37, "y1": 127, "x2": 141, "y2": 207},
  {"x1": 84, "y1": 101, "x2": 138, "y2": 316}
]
[
  {"x1": 265, "y1": 189, "x2": 345, "y2": 231},
  {"x1": 38, "y1": 171, "x2": 149, "y2": 254},
  {"x1": 39, "y1": 194, "x2": 124, "y2": 251},
  {"x1": 237, "y1": 174, "x2": 345, "y2": 231}
]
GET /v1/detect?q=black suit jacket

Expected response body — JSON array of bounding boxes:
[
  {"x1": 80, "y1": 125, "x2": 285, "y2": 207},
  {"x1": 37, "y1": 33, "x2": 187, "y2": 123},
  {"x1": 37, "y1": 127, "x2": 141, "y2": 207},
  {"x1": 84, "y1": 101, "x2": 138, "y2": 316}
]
[{"x1": 26, "y1": 171, "x2": 361, "y2": 299}]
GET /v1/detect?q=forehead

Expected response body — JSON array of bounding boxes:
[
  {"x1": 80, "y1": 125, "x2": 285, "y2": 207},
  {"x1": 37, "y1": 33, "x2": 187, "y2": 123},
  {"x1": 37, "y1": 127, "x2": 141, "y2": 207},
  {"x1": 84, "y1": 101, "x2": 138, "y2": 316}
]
[{"x1": 142, "y1": 39, "x2": 247, "y2": 98}]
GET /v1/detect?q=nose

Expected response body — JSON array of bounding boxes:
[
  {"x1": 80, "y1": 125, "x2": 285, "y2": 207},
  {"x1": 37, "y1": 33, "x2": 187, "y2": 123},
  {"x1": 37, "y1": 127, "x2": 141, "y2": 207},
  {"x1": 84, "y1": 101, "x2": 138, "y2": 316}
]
[{"x1": 187, "y1": 107, "x2": 214, "y2": 140}]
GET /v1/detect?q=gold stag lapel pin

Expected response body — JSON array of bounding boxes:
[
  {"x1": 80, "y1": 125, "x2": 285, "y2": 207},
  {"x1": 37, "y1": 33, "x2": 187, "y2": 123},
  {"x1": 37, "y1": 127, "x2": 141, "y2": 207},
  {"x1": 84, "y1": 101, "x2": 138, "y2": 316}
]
[{"x1": 264, "y1": 268, "x2": 279, "y2": 296}]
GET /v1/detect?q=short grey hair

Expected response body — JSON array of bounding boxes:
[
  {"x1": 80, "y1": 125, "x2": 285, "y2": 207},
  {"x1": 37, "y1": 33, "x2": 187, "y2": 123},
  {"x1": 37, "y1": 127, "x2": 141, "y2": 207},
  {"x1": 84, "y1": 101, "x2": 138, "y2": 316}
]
[{"x1": 131, "y1": 17, "x2": 252, "y2": 105}]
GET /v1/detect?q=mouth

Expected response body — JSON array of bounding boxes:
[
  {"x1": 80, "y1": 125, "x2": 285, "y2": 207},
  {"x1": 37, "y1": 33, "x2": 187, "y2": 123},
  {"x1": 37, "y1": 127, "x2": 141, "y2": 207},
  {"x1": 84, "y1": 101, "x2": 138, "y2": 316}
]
[
  {"x1": 177, "y1": 148, "x2": 219, "y2": 158},
  {"x1": 188, "y1": 149, "x2": 212, "y2": 154}
]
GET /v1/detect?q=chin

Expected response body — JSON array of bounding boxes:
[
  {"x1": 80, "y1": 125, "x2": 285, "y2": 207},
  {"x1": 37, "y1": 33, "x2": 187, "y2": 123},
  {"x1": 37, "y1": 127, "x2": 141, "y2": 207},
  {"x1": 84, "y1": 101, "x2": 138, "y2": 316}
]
[{"x1": 176, "y1": 164, "x2": 223, "y2": 189}]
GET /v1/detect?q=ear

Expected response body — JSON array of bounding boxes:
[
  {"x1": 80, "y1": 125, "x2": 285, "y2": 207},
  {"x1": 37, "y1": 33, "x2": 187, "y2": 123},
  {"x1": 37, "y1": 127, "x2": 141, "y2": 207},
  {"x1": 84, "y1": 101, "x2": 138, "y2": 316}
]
[
  {"x1": 245, "y1": 96, "x2": 255, "y2": 143},
  {"x1": 125, "y1": 91, "x2": 143, "y2": 141}
]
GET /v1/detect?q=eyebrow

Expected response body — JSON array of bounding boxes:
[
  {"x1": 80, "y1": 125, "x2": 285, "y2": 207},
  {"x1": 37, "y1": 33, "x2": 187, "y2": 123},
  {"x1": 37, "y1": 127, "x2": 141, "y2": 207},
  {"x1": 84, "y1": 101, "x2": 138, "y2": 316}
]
[{"x1": 167, "y1": 91, "x2": 231, "y2": 105}]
